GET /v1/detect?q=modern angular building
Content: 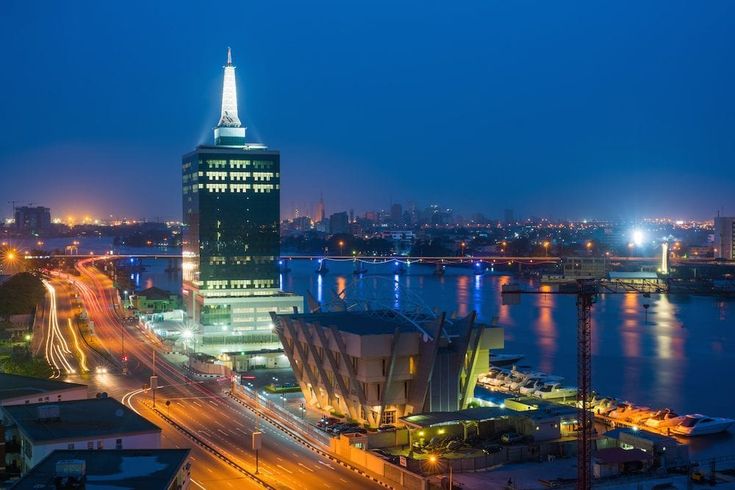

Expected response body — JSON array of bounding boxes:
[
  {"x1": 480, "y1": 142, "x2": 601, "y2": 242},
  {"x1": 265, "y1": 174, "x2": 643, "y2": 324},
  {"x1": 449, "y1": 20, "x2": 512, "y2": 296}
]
[
  {"x1": 182, "y1": 49, "x2": 302, "y2": 352},
  {"x1": 272, "y1": 309, "x2": 503, "y2": 428}
]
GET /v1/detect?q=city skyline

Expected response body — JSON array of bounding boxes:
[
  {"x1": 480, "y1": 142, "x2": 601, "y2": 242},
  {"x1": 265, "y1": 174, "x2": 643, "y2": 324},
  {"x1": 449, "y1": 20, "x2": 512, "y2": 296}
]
[{"x1": 1, "y1": 1, "x2": 734, "y2": 221}]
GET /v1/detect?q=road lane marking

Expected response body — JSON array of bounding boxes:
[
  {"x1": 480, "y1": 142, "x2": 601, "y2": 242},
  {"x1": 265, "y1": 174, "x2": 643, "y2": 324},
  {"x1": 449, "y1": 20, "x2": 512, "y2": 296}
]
[{"x1": 275, "y1": 464, "x2": 293, "y2": 474}]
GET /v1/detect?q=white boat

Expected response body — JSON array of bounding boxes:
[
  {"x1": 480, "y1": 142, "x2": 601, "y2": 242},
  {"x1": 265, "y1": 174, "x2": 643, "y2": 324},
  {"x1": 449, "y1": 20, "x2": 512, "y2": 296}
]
[
  {"x1": 533, "y1": 383, "x2": 577, "y2": 400},
  {"x1": 644, "y1": 409, "x2": 684, "y2": 429},
  {"x1": 518, "y1": 378, "x2": 546, "y2": 395},
  {"x1": 670, "y1": 414, "x2": 735, "y2": 436},
  {"x1": 591, "y1": 398, "x2": 618, "y2": 416},
  {"x1": 608, "y1": 403, "x2": 639, "y2": 420},
  {"x1": 480, "y1": 368, "x2": 509, "y2": 387}
]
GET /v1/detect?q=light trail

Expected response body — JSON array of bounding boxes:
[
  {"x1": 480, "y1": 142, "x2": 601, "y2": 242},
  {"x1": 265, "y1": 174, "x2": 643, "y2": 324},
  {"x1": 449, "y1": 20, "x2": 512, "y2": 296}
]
[
  {"x1": 41, "y1": 280, "x2": 76, "y2": 378},
  {"x1": 67, "y1": 317, "x2": 88, "y2": 372}
]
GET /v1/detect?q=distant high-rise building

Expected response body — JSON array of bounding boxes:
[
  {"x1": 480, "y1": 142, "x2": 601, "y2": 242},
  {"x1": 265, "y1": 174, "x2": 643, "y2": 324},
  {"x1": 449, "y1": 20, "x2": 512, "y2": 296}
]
[
  {"x1": 714, "y1": 216, "x2": 735, "y2": 260},
  {"x1": 503, "y1": 208, "x2": 514, "y2": 225},
  {"x1": 182, "y1": 48, "x2": 302, "y2": 352},
  {"x1": 14, "y1": 206, "x2": 51, "y2": 235},
  {"x1": 329, "y1": 211, "x2": 349, "y2": 235},
  {"x1": 390, "y1": 203, "x2": 403, "y2": 225},
  {"x1": 315, "y1": 194, "x2": 325, "y2": 223}
]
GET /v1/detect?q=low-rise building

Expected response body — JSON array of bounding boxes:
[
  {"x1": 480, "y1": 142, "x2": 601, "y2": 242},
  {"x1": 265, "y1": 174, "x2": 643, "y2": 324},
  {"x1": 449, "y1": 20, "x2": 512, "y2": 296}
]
[
  {"x1": 11, "y1": 449, "x2": 191, "y2": 490},
  {"x1": 0, "y1": 374, "x2": 87, "y2": 407},
  {"x1": 131, "y1": 287, "x2": 181, "y2": 314},
  {"x1": 0, "y1": 374, "x2": 88, "y2": 477},
  {"x1": 3, "y1": 398, "x2": 161, "y2": 474},
  {"x1": 273, "y1": 309, "x2": 503, "y2": 428}
]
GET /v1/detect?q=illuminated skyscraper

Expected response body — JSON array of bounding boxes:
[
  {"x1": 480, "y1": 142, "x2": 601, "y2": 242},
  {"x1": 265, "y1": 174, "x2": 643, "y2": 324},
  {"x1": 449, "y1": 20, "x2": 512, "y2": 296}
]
[{"x1": 182, "y1": 49, "x2": 302, "y2": 352}]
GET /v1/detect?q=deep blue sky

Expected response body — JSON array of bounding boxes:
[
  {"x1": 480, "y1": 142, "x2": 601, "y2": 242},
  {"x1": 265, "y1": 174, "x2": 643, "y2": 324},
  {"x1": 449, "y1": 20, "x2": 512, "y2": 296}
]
[{"x1": 1, "y1": 1, "x2": 733, "y2": 221}]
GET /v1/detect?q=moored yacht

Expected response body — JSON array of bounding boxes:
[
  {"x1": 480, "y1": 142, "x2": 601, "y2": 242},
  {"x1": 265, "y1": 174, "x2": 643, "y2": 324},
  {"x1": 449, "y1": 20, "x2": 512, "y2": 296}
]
[
  {"x1": 644, "y1": 409, "x2": 684, "y2": 429},
  {"x1": 533, "y1": 383, "x2": 577, "y2": 400},
  {"x1": 671, "y1": 414, "x2": 735, "y2": 436}
]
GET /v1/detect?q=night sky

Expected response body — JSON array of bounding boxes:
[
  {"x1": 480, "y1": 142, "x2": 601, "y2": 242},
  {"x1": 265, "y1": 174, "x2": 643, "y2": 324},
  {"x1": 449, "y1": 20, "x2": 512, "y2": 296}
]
[{"x1": 1, "y1": 1, "x2": 733, "y2": 221}]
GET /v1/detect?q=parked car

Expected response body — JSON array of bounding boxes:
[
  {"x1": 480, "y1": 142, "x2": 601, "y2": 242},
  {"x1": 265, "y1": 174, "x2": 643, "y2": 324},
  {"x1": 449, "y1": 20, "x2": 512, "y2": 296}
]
[
  {"x1": 482, "y1": 443, "x2": 502, "y2": 454},
  {"x1": 500, "y1": 432, "x2": 527, "y2": 444},
  {"x1": 330, "y1": 422, "x2": 358, "y2": 434},
  {"x1": 378, "y1": 424, "x2": 397, "y2": 432},
  {"x1": 317, "y1": 417, "x2": 340, "y2": 430},
  {"x1": 340, "y1": 427, "x2": 367, "y2": 435}
]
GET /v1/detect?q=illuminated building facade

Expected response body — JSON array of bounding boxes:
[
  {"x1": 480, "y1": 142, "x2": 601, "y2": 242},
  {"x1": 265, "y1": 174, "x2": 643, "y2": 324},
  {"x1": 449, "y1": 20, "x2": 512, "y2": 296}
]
[
  {"x1": 182, "y1": 49, "x2": 302, "y2": 351},
  {"x1": 272, "y1": 310, "x2": 503, "y2": 428},
  {"x1": 714, "y1": 216, "x2": 735, "y2": 260}
]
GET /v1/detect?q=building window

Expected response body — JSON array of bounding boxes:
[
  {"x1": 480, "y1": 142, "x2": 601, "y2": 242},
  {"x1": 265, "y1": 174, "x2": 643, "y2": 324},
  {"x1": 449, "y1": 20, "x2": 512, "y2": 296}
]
[
  {"x1": 87, "y1": 441, "x2": 94, "y2": 450},
  {"x1": 376, "y1": 383, "x2": 381, "y2": 401},
  {"x1": 67, "y1": 443, "x2": 75, "y2": 449},
  {"x1": 382, "y1": 410, "x2": 396, "y2": 425},
  {"x1": 115, "y1": 438, "x2": 123, "y2": 449},
  {"x1": 97, "y1": 440, "x2": 103, "y2": 450},
  {"x1": 409, "y1": 356, "x2": 416, "y2": 375},
  {"x1": 381, "y1": 359, "x2": 386, "y2": 376}
]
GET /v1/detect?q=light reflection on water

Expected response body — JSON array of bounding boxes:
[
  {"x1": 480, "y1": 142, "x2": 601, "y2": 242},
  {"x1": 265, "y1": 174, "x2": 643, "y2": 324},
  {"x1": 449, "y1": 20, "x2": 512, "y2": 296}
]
[{"x1": 139, "y1": 257, "x2": 735, "y2": 450}]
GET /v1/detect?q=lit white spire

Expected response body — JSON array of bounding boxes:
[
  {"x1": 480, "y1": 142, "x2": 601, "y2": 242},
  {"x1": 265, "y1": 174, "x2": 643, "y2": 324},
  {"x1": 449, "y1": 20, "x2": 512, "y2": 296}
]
[{"x1": 217, "y1": 47, "x2": 242, "y2": 128}]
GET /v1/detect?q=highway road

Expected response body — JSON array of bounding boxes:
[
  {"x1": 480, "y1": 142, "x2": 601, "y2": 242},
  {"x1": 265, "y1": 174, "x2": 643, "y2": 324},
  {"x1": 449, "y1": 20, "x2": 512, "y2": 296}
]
[{"x1": 62, "y1": 259, "x2": 382, "y2": 489}]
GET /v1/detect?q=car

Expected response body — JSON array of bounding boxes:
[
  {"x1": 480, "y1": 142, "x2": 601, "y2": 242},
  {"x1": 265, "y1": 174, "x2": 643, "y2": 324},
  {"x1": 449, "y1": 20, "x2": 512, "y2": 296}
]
[
  {"x1": 317, "y1": 417, "x2": 340, "y2": 429},
  {"x1": 330, "y1": 423, "x2": 358, "y2": 434},
  {"x1": 340, "y1": 427, "x2": 367, "y2": 435},
  {"x1": 378, "y1": 424, "x2": 397, "y2": 432},
  {"x1": 500, "y1": 432, "x2": 527, "y2": 444},
  {"x1": 482, "y1": 443, "x2": 502, "y2": 454}
]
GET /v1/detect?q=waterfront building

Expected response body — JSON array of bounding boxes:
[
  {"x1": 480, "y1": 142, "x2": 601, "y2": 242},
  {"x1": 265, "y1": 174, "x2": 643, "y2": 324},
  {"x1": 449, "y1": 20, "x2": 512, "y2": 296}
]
[
  {"x1": 272, "y1": 309, "x2": 503, "y2": 428},
  {"x1": 714, "y1": 216, "x2": 735, "y2": 260},
  {"x1": 182, "y1": 49, "x2": 302, "y2": 352},
  {"x1": 562, "y1": 256, "x2": 608, "y2": 279},
  {"x1": 14, "y1": 206, "x2": 51, "y2": 235}
]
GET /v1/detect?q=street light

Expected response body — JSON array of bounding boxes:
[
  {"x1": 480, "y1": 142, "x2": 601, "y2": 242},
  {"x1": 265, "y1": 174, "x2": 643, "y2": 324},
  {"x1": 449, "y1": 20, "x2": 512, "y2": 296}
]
[
  {"x1": 427, "y1": 455, "x2": 453, "y2": 489},
  {"x1": 338, "y1": 240, "x2": 344, "y2": 256},
  {"x1": 543, "y1": 241, "x2": 550, "y2": 257}
]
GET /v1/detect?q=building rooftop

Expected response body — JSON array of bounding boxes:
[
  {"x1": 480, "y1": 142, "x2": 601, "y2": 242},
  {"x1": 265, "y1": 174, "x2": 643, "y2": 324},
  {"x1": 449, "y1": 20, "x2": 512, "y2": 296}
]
[
  {"x1": 608, "y1": 271, "x2": 660, "y2": 280},
  {"x1": 280, "y1": 310, "x2": 435, "y2": 336},
  {"x1": 3, "y1": 397, "x2": 161, "y2": 443},
  {"x1": 12, "y1": 449, "x2": 190, "y2": 490},
  {"x1": 0, "y1": 373, "x2": 86, "y2": 404},
  {"x1": 136, "y1": 286, "x2": 174, "y2": 300},
  {"x1": 604, "y1": 427, "x2": 679, "y2": 445},
  {"x1": 402, "y1": 407, "x2": 510, "y2": 428}
]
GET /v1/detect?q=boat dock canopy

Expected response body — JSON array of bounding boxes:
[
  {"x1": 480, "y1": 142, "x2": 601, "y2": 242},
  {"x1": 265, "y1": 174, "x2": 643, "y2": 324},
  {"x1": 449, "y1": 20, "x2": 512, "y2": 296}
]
[{"x1": 401, "y1": 407, "x2": 510, "y2": 428}]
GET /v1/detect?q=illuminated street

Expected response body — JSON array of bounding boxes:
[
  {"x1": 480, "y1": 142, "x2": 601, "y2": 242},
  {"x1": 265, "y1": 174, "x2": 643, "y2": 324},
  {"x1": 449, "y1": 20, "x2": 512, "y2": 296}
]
[{"x1": 54, "y1": 259, "x2": 382, "y2": 489}]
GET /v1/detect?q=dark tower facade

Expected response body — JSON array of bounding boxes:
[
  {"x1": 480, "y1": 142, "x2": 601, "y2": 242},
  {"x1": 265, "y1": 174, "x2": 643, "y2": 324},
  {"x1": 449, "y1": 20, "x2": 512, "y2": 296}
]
[{"x1": 182, "y1": 49, "x2": 301, "y2": 350}]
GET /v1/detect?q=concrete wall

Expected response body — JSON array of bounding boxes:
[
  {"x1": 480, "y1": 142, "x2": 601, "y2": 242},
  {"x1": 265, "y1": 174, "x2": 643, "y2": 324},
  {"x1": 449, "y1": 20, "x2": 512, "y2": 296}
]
[{"x1": 367, "y1": 429, "x2": 410, "y2": 449}]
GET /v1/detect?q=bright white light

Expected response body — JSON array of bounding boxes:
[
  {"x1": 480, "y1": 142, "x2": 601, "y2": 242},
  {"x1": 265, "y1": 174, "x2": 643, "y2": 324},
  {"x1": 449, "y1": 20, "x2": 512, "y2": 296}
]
[
  {"x1": 182, "y1": 329, "x2": 193, "y2": 339},
  {"x1": 632, "y1": 229, "x2": 645, "y2": 246}
]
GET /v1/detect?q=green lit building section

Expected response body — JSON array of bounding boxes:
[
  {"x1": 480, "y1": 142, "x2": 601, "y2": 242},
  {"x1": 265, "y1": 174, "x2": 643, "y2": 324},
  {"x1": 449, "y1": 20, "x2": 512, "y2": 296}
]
[{"x1": 182, "y1": 147, "x2": 283, "y2": 330}]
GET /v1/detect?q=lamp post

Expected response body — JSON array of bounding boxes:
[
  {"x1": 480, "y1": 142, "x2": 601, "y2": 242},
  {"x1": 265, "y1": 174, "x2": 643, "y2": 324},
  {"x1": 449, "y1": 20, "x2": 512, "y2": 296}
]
[
  {"x1": 428, "y1": 455, "x2": 452, "y2": 489},
  {"x1": 338, "y1": 240, "x2": 344, "y2": 256},
  {"x1": 543, "y1": 241, "x2": 550, "y2": 257}
]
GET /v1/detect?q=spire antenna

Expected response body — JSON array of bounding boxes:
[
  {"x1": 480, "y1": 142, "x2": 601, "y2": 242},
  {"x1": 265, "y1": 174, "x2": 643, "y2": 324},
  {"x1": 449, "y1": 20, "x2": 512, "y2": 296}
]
[{"x1": 227, "y1": 47, "x2": 232, "y2": 66}]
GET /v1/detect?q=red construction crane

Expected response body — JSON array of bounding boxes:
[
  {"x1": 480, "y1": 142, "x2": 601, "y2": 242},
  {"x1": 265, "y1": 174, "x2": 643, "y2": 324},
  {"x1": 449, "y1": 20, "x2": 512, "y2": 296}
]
[{"x1": 502, "y1": 277, "x2": 667, "y2": 490}]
